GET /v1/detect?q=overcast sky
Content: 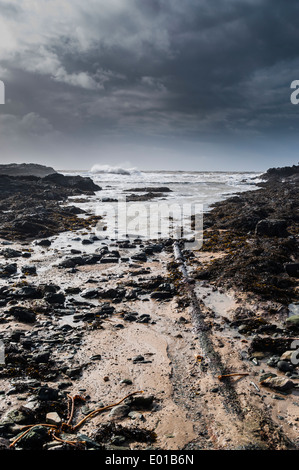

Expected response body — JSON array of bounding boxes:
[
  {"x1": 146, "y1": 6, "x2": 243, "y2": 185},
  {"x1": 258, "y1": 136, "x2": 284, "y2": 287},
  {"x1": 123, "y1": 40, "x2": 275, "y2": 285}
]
[{"x1": 0, "y1": 0, "x2": 299, "y2": 171}]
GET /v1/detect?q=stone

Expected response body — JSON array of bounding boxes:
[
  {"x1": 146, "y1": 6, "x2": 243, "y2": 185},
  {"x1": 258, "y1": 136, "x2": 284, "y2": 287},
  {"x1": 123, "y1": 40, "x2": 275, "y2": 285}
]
[
  {"x1": 136, "y1": 314, "x2": 151, "y2": 323},
  {"x1": 37, "y1": 239, "x2": 52, "y2": 247},
  {"x1": 81, "y1": 288, "x2": 99, "y2": 299},
  {"x1": 21, "y1": 265, "x2": 37, "y2": 275},
  {"x1": 65, "y1": 367, "x2": 82, "y2": 378},
  {"x1": 260, "y1": 376, "x2": 294, "y2": 392},
  {"x1": 131, "y1": 252, "x2": 147, "y2": 262},
  {"x1": 90, "y1": 354, "x2": 102, "y2": 361},
  {"x1": 267, "y1": 355, "x2": 280, "y2": 367},
  {"x1": 0, "y1": 263, "x2": 17, "y2": 277},
  {"x1": 46, "y1": 412, "x2": 62, "y2": 426},
  {"x1": 0, "y1": 163, "x2": 56, "y2": 177},
  {"x1": 108, "y1": 404, "x2": 130, "y2": 419},
  {"x1": 125, "y1": 394, "x2": 154, "y2": 409},
  {"x1": 150, "y1": 291, "x2": 173, "y2": 300},
  {"x1": 97, "y1": 288, "x2": 126, "y2": 300},
  {"x1": 44, "y1": 292, "x2": 65, "y2": 305},
  {"x1": 82, "y1": 239, "x2": 93, "y2": 245},
  {"x1": 1, "y1": 248, "x2": 22, "y2": 258},
  {"x1": 277, "y1": 361, "x2": 293, "y2": 372},
  {"x1": 1, "y1": 409, "x2": 31, "y2": 426},
  {"x1": 59, "y1": 257, "x2": 83, "y2": 268},
  {"x1": 280, "y1": 351, "x2": 294, "y2": 361},
  {"x1": 110, "y1": 435, "x2": 127, "y2": 446},
  {"x1": 76, "y1": 434, "x2": 102, "y2": 449},
  {"x1": 123, "y1": 313, "x2": 138, "y2": 322},
  {"x1": 37, "y1": 386, "x2": 59, "y2": 401},
  {"x1": 13, "y1": 285, "x2": 43, "y2": 299},
  {"x1": 128, "y1": 411, "x2": 145, "y2": 421},
  {"x1": 15, "y1": 425, "x2": 51, "y2": 449},
  {"x1": 32, "y1": 351, "x2": 51, "y2": 364},
  {"x1": 120, "y1": 378, "x2": 133, "y2": 385},
  {"x1": 9, "y1": 306, "x2": 36, "y2": 323},
  {"x1": 132, "y1": 355, "x2": 144, "y2": 363},
  {"x1": 100, "y1": 257, "x2": 119, "y2": 264},
  {"x1": 82, "y1": 254, "x2": 102, "y2": 264}
]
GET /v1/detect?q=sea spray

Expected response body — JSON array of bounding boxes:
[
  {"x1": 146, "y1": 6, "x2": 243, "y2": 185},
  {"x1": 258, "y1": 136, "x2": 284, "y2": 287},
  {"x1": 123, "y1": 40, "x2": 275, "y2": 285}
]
[{"x1": 90, "y1": 164, "x2": 142, "y2": 176}]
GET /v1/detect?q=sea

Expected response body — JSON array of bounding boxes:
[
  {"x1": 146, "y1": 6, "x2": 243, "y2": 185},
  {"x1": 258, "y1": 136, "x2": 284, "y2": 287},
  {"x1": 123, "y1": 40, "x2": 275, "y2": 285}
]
[{"x1": 61, "y1": 165, "x2": 263, "y2": 243}]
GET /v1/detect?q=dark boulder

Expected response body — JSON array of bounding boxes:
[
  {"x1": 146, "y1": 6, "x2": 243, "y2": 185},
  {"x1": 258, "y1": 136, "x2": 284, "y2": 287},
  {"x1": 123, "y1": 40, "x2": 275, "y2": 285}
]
[
  {"x1": 9, "y1": 306, "x2": 36, "y2": 323},
  {"x1": 43, "y1": 173, "x2": 101, "y2": 193},
  {"x1": 21, "y1": 265, "x2": 37, "y2": 275},
  {"x1": 13, "y1": 285, "x2": 43, "y2": 299},
  {"x1": 37, "y1": 386, "x2": 59, "y2": 401},
  {"x1": 255, "y1": 219, "x2": 289, "y2": 237},
  {"x1": 0, "y1": 248, "x2": 22, "y2": 258},
  {"x1": 44, "y1": 292, "x2": 65, "y2": 305},
  {"x1": 37, "y1": 239, "x2": 52, "y2": 247},
  {"x1": 284, "y1": 263, "x2": 299, "y2": 278},
  {"x1": 0, "y1": 263, "x2": 17, "y2": 277}
]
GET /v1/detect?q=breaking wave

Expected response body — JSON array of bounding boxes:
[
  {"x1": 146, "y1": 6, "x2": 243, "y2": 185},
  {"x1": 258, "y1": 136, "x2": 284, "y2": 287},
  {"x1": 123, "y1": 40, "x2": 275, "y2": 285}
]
[{"x1": 90, "y1": 164, "x2": 141, "y2": 176}]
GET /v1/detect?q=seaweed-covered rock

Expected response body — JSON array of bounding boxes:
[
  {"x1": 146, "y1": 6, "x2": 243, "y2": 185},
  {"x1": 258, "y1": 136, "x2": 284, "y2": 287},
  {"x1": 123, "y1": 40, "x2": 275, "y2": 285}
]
[
  {"x1": 15, "y1": 425, "x2": 52, "y2": 449},
  {"x1": 249, "y1": 335, "x2": 296, "y2": 355},
  {"x1": 255, "y1": 219, "x2": 289, "y2": 237},
  {"x1": 0, "y1": 171, "x2": 102, "y2": 241}
]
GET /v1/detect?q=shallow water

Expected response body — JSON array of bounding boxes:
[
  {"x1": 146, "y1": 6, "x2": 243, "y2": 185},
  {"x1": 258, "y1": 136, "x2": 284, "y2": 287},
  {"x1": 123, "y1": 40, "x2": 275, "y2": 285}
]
[
  {"x1": 195, "y1": 283, "x2": 237, "y2": 319},
  {"x1": 63, "y1": 169, "x2": 262, "y2": 242}
]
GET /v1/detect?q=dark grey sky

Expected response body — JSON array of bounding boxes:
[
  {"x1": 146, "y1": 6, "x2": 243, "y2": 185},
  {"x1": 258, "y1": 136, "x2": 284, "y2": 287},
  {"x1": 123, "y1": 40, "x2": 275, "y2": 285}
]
[{"x1": 0, "y1": 0, "x2": 299, "y2": 171}]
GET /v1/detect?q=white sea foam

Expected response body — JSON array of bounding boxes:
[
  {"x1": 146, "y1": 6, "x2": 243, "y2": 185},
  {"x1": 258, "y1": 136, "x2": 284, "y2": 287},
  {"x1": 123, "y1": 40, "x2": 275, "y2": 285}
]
[
  {"x1": 61, "y1": 168, "x2": 262, "y2": 244},
  {"x1": 90, "y1": 164, "x2": 141, "y2": 176}
]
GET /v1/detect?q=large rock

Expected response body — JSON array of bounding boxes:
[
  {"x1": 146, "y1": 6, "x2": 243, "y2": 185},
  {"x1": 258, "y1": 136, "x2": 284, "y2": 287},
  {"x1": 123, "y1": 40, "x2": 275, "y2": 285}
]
[
  {"x1": 255, "y1": 219, "x2": 289, "y2": 237},
  {"x1": 13, "y1": 285, "x2": 43, "y2": 299},
  {"x1": 44, "y1": 292, "x2": 65, "y2": 305},
  {"x1": 59, "y1": 253, "x2": 102, "y2": 268},
  {"x1": 9, "y1": 306, "x2": 36, "y2": 323},
  {"x1": 249, "y1": 335, "x2": 296, "y2": 354},
  {"x1": 37, "y1": 386, "x2": 59, "y2": 401},
  {"x1": 0, "y1": 263, "x2": 17, "y2": 278},
  {"x1": 15, "y1": 425, "x2": 52, "y2": 449},
  {"x1": 284, "y1": 263, "x2": 299, "y2": 278},
  {"x1": 43, "y1": 173, "x2": 101, "y2": 192},
  {"x1": 262, "y1": 164, "x2": 299, "y2": 180}
]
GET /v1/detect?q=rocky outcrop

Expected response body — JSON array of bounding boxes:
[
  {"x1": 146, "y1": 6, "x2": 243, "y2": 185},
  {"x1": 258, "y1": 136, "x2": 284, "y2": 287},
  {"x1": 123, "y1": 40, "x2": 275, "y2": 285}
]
[
  {"x1": 0, "y1": 163, "x2": 56, "y2": 177},
  {"x1": 0, "y1": 169, "x2": 102, "y2": 241},
  {"x1": 196, "y1": 165, "x2": 299, "y2": 303}
]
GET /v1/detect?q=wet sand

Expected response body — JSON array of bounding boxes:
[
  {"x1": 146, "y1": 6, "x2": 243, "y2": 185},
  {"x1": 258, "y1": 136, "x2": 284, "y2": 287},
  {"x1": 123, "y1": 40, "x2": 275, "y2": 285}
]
[{"x1": 0, "y1": 227, "x2": 298, "y2": 451}]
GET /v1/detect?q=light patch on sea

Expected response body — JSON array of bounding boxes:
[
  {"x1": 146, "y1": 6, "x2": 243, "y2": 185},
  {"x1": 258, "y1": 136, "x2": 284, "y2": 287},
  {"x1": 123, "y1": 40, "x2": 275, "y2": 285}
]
[{"x1": 61, "y1": 167, "x2": 262, "y2": 242}]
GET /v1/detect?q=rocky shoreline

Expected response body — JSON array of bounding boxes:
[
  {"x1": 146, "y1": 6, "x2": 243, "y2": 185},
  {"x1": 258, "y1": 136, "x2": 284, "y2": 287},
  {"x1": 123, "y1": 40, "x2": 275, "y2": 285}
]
[
  {"x1": 0, "y1": 164, "x2": 298, "y2": 451},
  {"x1": 195, "y1": 164, "x2": 299, "y2": 304},
  {"x1": 0, "y1": 172, "x2": 102, "y2": 241}
]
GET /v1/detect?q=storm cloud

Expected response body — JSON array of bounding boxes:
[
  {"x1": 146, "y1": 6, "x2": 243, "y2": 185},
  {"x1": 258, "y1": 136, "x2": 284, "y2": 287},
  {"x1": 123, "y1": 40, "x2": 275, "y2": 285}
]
[{"x1": 0, "y1": 0, "x2": 299, "y2": 170}]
